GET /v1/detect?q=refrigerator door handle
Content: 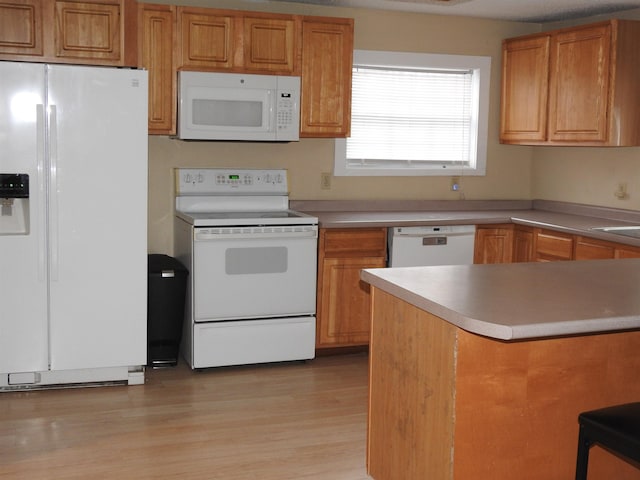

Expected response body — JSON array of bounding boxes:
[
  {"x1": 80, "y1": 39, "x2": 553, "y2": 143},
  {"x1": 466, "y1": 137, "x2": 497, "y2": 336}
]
[
  {"x1": 36, "y1": 104, "x2": 47, "y2": 282},
  {"x1": 49, "y1": 104, "x2": 59, "y2": 282}
]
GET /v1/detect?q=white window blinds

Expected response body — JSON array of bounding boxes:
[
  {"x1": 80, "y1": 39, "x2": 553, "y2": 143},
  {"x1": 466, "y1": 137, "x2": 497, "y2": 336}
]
[
  {"x1": 347, "y1": 66, "x2": 473, "y2": 166},
  {"x1": 334, "y1": 50, "x2": 490, "y2": 177}
]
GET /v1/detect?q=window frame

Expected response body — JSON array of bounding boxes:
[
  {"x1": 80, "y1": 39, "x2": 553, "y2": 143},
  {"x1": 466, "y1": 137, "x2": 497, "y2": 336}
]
[{"x1": 334, "y1": 49, "x2": 491, "y2": 177}]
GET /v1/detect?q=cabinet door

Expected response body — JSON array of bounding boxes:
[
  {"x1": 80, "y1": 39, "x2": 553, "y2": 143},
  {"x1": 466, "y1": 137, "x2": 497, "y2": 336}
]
[
  {"x1": 574, "y1": 236, "x2": 615, "y2": 260},
  {"x1": 533, "y1": 228, "x2": 574, "y2": 262},
  {"x1": 139, "y1": 3, "x2": 176, "y2": 134},
  {"x1": 54, "y1": 1, "x2": 122, "y2": 63},
  {"x1": 300, "y1": 18, "x2": 353, "y2": 138},
  {"x1": 500, "y1": 35, "x2": 550, "y2": 143},
  {"x1": 0, "y1": 0, "x2": 45, "y2": 58},
  {"x1": 316, "y1": 227, "x2": 386, "y2": 349},
  {"x1": 178, "y1": 7, "x2": 240, "y2": 69},
  {"x1": 513, "y1": 226, "x2": 534, "y2": 262},
  {"x1": 474, "y1": 225, "x2": 514, "y2": 264},
  {"x1": 548, "y1": 23, "x2": 611, "y2": 142},
  {"x1": 317, "y1": 256, "x2": 385, "y2": 347},
  {"x1": 615, "y1": 245, "x2": 640, "y2": 259},
  {"x1": 243, "y1": 16, "x2": 298, "y2": 74}
]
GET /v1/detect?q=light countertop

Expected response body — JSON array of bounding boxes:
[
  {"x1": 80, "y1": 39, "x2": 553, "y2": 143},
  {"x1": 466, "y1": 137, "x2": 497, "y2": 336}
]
[
  {"x1": 361, "y1": 258, "x2": 640, "y2": 340},
  {"x1": 291, "y1": 199, "x2": 640, "y2": 247}
]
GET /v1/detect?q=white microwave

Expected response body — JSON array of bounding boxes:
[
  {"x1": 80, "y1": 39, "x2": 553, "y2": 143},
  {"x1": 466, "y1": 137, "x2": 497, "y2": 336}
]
[{"x1": 178, "y1": 71, "x2": 300, "y2": 142}]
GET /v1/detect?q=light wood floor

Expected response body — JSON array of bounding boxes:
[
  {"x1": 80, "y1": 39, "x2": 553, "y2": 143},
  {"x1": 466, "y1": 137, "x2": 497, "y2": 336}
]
[{"x1": 0, "y1": 353, "x2": 372, "y2": 480}]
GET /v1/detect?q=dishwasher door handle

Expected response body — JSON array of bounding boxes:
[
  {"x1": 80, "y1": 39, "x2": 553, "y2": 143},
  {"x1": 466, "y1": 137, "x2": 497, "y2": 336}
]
[{"x1": 423, "y1": 237, "x2": 448, "y2": 246}]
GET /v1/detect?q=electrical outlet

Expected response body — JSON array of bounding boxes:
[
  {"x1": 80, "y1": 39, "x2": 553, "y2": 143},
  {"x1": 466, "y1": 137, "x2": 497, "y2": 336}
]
[
  {"x1": 450, "y1": 176, "x2": 461, "y2": 192},
  {"x1": 614, "y1": 182, "x2": 629, "y2": 200},
  {"x1": 321, "y1": 172, "x2": 332, "y2": 190}
]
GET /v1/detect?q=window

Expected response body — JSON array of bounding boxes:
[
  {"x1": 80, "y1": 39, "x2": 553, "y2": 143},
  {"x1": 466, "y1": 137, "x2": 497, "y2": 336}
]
[{"x1": 334, "y1": 50, "x2": 491, "y2": 176}]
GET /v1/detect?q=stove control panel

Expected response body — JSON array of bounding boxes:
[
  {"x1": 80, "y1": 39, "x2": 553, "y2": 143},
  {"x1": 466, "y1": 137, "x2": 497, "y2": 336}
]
[{"x1": 176, "y1": 168, "x2": 288, "y2": 195}]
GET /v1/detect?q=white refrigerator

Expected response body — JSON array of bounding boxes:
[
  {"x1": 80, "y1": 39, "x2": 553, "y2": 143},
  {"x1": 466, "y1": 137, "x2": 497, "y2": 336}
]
[{"x1": 0, "y1": 61, "x2": 148, "y2": 389}]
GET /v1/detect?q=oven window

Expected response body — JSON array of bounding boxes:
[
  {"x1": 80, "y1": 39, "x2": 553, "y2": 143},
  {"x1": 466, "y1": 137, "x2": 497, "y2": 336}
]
[{"x1": 225, "y1": 247, "x2": 287, "y2": 275}]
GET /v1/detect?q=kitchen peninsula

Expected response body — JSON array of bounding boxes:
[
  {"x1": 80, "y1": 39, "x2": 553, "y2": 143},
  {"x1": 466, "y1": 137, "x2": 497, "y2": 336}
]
[{"x1": 362, "y1": 259, "x2": 640, "y2": 480}]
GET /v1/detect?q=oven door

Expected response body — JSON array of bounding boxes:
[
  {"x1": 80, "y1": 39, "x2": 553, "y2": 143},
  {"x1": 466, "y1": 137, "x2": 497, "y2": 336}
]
[{"x1": 192, "y1": 225, "x2": 318, "y2": 321}]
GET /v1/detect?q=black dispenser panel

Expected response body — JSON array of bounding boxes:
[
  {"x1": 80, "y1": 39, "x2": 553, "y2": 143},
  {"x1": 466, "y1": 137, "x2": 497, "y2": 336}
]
[{"x1": 0, "y1": 174, "x2": 29, "y2": 198}]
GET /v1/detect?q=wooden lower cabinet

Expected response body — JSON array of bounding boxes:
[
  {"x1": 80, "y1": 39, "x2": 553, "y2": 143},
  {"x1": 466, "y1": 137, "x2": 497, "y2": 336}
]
[
  {"x1": 574, "y1": 235, "x2": 640, "y2": 260},
  {"x1": 513, "y1": 225, "x2": 534, "y2": 262},
  {"x1": 532, "y1": 228, "x2": 573, "y2": 262},
  {"x1": 473, "y1": 224, "x2": 514, "y2": 264},
  {"x1": 316, "y1": 228, "x2": 386, "y2": 349},
  {"x1": 476, "y1": 225, "x2": 640, "y2": 264}
]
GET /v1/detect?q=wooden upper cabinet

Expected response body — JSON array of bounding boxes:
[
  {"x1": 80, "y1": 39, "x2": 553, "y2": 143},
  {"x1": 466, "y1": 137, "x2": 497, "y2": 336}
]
[
  {"x1": 177, "y1": 7, "x2": 299, "y2": 73},
  {"x1": 243, "y1": 16, "x2": 299, "y2": 74},
  {"x1": 500, "y1": 35, "x2": 549, "y2": 143},
  {"x1": 139, "y1": 3, "x2": 176, "y2": 135},
  {"x1": 0, "y1": 0, "x2": 137, "y2": 66},
  {"x1": 177, "y1": 7, "x2": 239, "y2": 70},
  {"x1": 500, "y1": 20, "x2": 640, "y2": 146},
  {"x1": 547, "y1": 23, "x2": 611, "y2": 143},
  {"x1": 0, "y1": 0, "x2": 45, "y2": 57},
  {"x1": 300, "y1": 17, "x2": 354, "y2": 138}
]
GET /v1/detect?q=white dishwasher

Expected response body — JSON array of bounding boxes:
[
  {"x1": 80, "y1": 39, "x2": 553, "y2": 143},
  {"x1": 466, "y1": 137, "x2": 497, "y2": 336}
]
[{"x1": 388, "y1": 225, "x2": 476, "y2": 267}]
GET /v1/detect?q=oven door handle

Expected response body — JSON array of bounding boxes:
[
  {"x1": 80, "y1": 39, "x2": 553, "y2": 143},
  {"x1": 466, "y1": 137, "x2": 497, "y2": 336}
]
[{"x1": 194, "y1": 228, "x2": 318, "y2": 241}]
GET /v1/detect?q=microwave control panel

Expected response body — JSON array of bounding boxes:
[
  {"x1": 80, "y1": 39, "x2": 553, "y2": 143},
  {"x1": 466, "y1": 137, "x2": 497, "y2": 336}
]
[
  {"x1": 277, "y1": 93, "x2": 294, "y2": 129},
  {"x1": 275, "y1": 76, "x2": 300, "y2": 140}
]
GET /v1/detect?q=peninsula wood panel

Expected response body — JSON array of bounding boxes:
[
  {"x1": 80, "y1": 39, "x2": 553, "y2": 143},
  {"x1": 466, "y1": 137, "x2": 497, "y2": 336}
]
[
  {"x1": 368, "y1": 287, "x2": 457, "y2": 479},
  {"x1": 367, "y1": 287, "x2": 640, "y2": 480},
  {"x1": 454, "y1": 328, "x2": 640, "y2": 480}
]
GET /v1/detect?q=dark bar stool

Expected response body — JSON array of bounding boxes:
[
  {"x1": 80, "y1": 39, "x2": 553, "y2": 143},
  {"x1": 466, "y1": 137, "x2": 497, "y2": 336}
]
[{"x1": 575, "y1": 402, "x2": 640, "y2": 480}]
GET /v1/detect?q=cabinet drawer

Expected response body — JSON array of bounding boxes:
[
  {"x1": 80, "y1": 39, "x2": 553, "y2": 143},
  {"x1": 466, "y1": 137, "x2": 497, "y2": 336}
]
[
  {"x1": 534, "y1": 229, "x2": 573, "y2": 261},
  {"x1": 321, "y1": 228, "x2": 387, "y2": 257}
]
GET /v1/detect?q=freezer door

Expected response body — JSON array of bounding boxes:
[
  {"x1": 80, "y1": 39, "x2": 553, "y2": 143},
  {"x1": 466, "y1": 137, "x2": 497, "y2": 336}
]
[
  {"x1": 0, "y1": 62, "x2": 49, "y2": 373},
  {"x1": 47, "y1": 65, "x2": 148, "y2": 370}
]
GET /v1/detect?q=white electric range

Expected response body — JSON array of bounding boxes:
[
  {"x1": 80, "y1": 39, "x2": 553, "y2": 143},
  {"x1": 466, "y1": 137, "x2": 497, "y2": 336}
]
[{"x1": 174, "y1": 168, "x2": 318, "y2": 369}]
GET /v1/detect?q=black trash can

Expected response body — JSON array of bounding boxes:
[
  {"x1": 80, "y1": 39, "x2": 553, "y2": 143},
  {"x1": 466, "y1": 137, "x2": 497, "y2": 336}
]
[{"x1": 147, "y1": 254, "x2": 188, "y2": 367}]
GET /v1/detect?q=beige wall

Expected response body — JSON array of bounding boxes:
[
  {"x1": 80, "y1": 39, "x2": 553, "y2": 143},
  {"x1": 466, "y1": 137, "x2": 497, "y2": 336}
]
[
  {"x1": 530, "y1": 9, "x2": 640, "y2": 211},
  {"x1": 149, "y1": 0, "x2": 539, "y2": 254},
  {"x1": 151, "y1": 2, "x2": 640, "y2": 255}
]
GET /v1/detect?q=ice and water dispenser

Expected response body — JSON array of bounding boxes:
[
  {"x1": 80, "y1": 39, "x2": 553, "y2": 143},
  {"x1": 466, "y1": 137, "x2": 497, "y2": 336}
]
[{"x1": 0, "y1": 174, "x2": 29, "y2": 235}]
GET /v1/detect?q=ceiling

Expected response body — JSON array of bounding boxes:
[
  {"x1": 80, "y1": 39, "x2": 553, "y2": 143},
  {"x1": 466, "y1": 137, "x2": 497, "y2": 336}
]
[{"x1": 270, "y1": 0, "x2": 640, "y2": 22}]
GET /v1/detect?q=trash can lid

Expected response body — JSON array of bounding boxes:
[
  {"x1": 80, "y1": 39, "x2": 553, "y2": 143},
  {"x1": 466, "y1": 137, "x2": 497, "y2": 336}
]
[{"x1": 148, "y1": 254, "x2": 188, "y2": 275}]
